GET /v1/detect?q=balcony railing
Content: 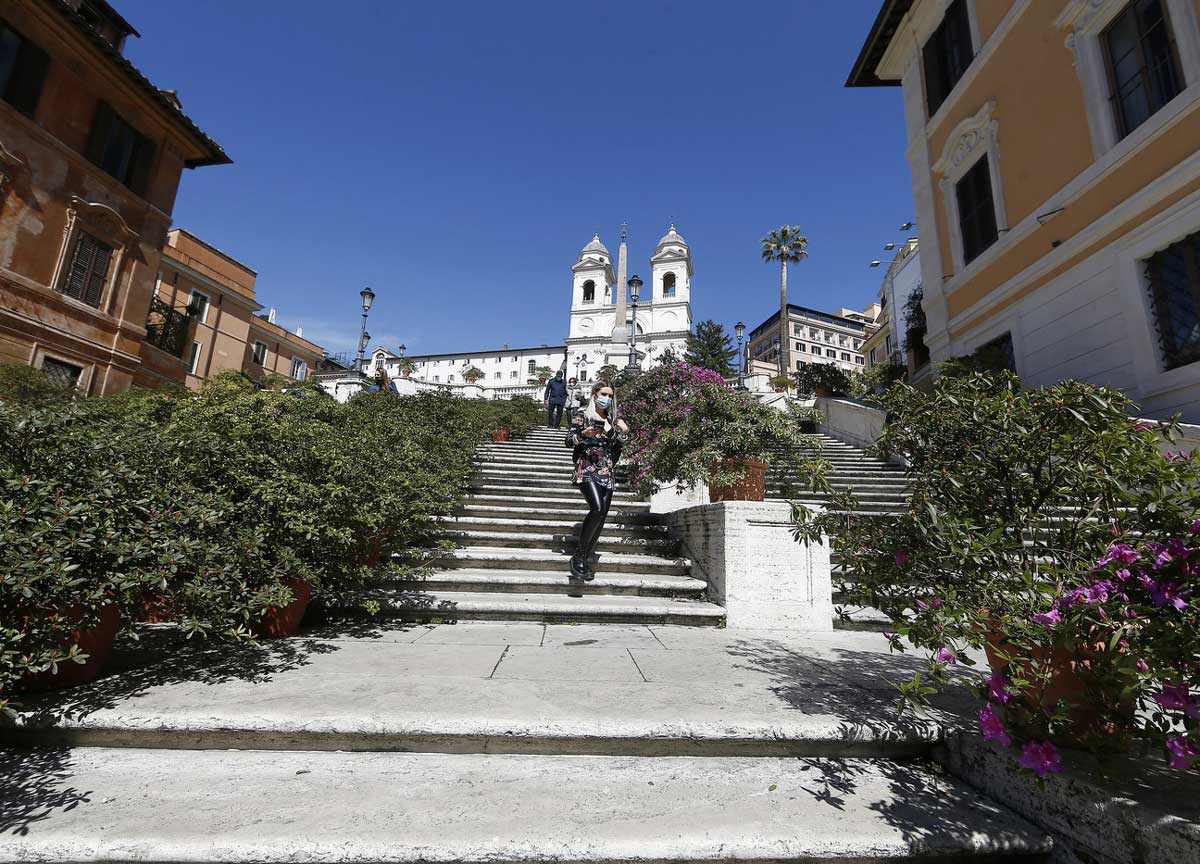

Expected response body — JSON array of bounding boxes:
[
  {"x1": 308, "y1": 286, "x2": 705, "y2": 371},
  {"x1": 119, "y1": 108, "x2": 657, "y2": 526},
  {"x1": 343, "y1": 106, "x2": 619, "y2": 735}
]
[{"x1": 144, "y1": 295, "x2": 191, "y2": 358}]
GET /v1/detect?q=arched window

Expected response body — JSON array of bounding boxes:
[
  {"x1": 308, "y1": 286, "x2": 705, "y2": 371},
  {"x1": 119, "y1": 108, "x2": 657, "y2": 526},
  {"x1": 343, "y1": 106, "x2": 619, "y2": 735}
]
[
  {"x1": 582, "y1": 280, "x2": 595, "y2": 304},
  {"x1": 662, "y1": 272, "x2": 676, "y2": 297}
]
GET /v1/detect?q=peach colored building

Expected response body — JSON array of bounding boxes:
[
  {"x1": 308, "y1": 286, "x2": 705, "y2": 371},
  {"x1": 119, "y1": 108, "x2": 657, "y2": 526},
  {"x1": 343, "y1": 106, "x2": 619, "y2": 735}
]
[
  {"x1": 155, "y1": 228, "x2": 261, "y2": 388},
  {"x1": 850, "y1": 0, "x2": 1200, "y2": 421},
  {"x1": 154, "y1": 228, "x2": 325, "y2": 388},
  {"x1": 0, "y1": 0, "x2": 228, "y2": 395},
  {"x1": 244, "y1": 312, "x2": 324, "y2": 385}
]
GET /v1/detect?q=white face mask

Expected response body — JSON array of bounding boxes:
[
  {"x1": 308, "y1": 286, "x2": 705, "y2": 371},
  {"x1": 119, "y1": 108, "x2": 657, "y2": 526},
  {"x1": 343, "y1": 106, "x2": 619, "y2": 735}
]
[{"x1": 595, "y1": 395, "x2": 612, "y2": 410}]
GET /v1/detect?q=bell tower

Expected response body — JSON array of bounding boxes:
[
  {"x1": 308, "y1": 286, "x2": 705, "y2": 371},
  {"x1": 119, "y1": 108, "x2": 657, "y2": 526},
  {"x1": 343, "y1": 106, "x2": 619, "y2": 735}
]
[
  {"x1": 569, "y1": 234, "x2": 614, "y2": 341},
  {"x1": 648, "y1": 224, "x2": 693, "y2": 343}
]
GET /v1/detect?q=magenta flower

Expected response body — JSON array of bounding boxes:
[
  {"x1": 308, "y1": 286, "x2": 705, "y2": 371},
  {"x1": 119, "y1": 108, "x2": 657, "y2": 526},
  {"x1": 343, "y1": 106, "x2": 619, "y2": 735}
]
[
  {"x1": 934, "y1": 646, "x2": 957, "y2": 665},
  {"x1": 1018, "y1": 741, "x2": 1063, "y2": 777},
  {"x1": 1099, "y1": 544, "x2": 1140, "y2": 566},
  {"x1": 1166, "y1": 736, "x2": 1199, "y2": 771},
  {"x1": 1136, "y1": 659, "x2": 1150, "y2": 673},
  {"x1": 894, "y1": 551, "x2": 909, "y2": 566},
  {"x1": 1114, "y1": 568, "x2": 1132, "y2": 582},
  {"x1": 1189, "y1": 519, "x2": 1200, "y2": 535},
  {"x1": 1148, "y1": 580, "x2": 1189, "y2": 611},
  {"x1": 1032, "y1": 608, "x2": 1061, "y2": 626},
  {"x1": 1134, "y1": 422, "x2": 1153, "y2": 432},
  {"x1": 986, "y1": 670, "x2": 1010, "y2": 704},
  {"x1": 979, "y1": 704, "x2": 1011, "y2": 746},
  {"x1": 1153, "y1": 683, "x2": 1197, "y2": 713}
]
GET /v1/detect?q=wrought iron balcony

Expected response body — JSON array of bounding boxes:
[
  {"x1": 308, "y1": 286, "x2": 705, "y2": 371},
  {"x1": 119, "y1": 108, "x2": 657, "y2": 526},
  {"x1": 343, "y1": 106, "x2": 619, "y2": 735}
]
[{"x1": 144, "y1": 295, "x2": 191, "y2": 358}]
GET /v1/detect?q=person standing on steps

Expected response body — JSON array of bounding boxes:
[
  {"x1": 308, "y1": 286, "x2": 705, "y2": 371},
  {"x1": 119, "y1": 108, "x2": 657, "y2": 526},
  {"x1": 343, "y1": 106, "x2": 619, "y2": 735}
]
[
  {"x1": 565, "y1": 381, "x2": 629, "y2": 581},
  {"x1": 544, "y1": 370, "x2": 569, "y2": 429}
]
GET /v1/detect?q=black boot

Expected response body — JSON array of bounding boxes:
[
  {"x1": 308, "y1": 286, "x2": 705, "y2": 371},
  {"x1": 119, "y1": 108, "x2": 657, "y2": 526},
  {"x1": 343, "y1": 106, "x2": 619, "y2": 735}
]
[{"x1": 569, "y1": 553, "x2": 589, "y2": 581}]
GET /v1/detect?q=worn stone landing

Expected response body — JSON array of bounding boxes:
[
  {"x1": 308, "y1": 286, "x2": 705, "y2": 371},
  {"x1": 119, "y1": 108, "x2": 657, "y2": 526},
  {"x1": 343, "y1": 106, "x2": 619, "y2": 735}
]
[
  {"x1": 0, "y1": 748, "x2": 1051, "y2": 863},
  {"x1": 4, "y1": 625, "x2": 983, "y2": 758}
]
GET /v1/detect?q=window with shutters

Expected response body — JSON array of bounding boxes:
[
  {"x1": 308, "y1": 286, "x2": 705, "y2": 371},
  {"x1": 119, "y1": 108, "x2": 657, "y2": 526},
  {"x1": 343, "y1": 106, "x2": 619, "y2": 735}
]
[
  {"x1": 956, "y1": 155, "x2": 999, "y2": 265},
  {"x1": 0, "y1": 17, "x2": 49, "y2": 118},
  {"x1": 1103, "y1": 0, "x2": 1185, "y2": 139},
  {"x1": 188, "y1": 341, "x2": 201, "y2": 375},
  {"x1": 187, "y1": 289, "x2": 210, "y2": 324},
  {"x1": 61, "y1": 230, "x2": 113, "y2": 308},
  {"x1": 923, "y1": 0, "x2": 974, "y2": 116},
  {"x1": 290, "y1": 357, "x2": 308, "y2": 381},
  {"x1": 1145, "y1": 229, "x2": 1200, "y2": 371},
  {"x1": 251, "y1": 341, "x2": 267, "y2": 366},
  {"x1": 85, "y1": 101, "x2": 157, "y2": 195}
]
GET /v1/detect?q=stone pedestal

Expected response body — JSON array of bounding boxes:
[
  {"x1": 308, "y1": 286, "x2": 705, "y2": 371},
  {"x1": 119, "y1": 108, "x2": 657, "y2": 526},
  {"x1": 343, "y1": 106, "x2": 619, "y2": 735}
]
[
  {"x1": 649, "y1": 480, "x2": 709, "y2": 514},
  {"x1": 666, "y1": 501, "x2": 833, "y2": 631}
]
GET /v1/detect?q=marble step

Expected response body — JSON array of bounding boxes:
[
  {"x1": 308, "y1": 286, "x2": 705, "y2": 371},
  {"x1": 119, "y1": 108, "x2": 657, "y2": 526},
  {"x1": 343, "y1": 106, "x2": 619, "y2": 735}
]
[
  {"x1": 467, "y1": 493, "x2": 651, "y2": 513},
  {"x1": 0, "y1": 748, "x2": 1052, "y2": 863},
  {"x1": 438, "y1": 515, "x2": 668, "y2": 537},
  {"x1": 408, "y1": 546, "x2": 691, "y2": 576},
  {"x1": 436, "y1": 528, "x2": 679, "y2": 556},
  {"x1": 455, "y1": 502, "x2": 659, "y2": 523},
  {"x1": 325, "y1": 589, "x2": 724, "y2": 626},
  {"x1": 383, "y1": 567, "x2": 707, "y2": 597},
  {"x1": 468, "y1": 483, "x2": 643, "y2": 502}
]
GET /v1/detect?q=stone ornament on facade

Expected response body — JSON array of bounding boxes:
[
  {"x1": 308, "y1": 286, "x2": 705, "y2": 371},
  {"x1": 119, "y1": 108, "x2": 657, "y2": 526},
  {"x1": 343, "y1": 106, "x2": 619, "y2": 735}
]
[
  {"x1": 48, "y1": 197, "x2": 140, "y2": 315},
  {"x1": 933, "y1": 99, "x2": 1008, "y2": 274}
]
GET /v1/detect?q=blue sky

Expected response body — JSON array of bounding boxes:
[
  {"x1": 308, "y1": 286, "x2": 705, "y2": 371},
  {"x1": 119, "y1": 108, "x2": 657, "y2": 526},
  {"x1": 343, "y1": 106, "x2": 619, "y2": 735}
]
[{"x1": 121, "y1": 1, "x2": 912, "y2": 356}]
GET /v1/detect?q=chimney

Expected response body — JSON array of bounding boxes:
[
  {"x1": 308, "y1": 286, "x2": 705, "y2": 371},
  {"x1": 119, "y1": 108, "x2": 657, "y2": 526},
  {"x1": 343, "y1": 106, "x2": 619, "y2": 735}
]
[
  {"x1": 268, "y1": 307, "x2": 276, "y2": 324},
  {"x1": 296, "y1": 325, "x2": 303, "y2": 338}
]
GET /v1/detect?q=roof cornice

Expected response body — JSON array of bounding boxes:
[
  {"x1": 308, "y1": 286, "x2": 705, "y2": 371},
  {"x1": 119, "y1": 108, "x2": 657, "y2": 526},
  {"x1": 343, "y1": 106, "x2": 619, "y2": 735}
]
[{"x1": 846, "y1": 0, "x2": 914, "y2": 87}]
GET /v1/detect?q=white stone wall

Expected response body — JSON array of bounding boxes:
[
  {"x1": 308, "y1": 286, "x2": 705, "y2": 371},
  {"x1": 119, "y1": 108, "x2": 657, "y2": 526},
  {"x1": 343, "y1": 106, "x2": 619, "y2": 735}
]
[{"x1": 666, "y1": 501, "x2": 833, "y2": 632}]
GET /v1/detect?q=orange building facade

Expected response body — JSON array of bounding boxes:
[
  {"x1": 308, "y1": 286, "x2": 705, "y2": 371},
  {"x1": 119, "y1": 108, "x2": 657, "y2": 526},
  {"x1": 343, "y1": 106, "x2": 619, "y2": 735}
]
[
  {"x1": 154, "y1": 228, "x2": 325, "y2": 389},
  {"x1": 0, "y1": 0, "x2": 229, "y2": 395},
  {"x1": 850, "y1": 0, "x2": 1200, "y2": 421}
]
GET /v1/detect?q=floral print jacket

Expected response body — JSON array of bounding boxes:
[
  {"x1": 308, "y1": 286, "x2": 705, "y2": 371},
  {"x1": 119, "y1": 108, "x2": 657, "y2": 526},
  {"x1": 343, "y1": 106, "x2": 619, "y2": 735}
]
[{"x1": 565, "y1": 409, "x2": 627, "y2": 489}]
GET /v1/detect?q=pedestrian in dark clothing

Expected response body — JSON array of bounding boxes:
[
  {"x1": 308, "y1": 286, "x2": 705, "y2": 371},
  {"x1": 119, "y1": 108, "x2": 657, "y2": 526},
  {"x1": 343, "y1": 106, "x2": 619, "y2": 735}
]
[
  {"x1": 544, "y1": 370, "x2": 569, "y2": 428},
  {"x1": 565, "y1": 381, "x2": 629, "y2": 581}
]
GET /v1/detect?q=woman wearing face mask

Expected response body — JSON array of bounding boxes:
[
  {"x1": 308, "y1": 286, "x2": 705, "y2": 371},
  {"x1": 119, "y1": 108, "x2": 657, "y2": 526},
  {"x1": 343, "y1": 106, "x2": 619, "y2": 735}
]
[{"x1": 565, "y1": 381, "x2": 630, "y2": 581}]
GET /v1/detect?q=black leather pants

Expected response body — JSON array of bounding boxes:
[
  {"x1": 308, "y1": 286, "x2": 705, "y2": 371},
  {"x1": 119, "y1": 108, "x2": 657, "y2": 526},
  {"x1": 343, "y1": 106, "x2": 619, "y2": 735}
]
[{"x1": 577, "y1": 478, "x2": 613, "y2": 560}]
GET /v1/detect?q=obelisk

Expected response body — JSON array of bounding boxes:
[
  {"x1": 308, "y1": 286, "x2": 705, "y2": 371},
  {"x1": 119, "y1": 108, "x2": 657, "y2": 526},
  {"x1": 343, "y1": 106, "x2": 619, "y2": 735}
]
[{"x1": 608, "y1": 222, "x2": 631, "y2": 368}]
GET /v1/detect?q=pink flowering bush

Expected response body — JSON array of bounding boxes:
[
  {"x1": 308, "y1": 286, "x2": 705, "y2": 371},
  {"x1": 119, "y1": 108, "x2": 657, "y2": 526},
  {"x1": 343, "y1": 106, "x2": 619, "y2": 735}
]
[
  {"x1": 619, "y1": 362, "x2": 828, "y2": 498},
  {"x1": 794, "y1": 371, "x2": 1200, "y2": 772}
]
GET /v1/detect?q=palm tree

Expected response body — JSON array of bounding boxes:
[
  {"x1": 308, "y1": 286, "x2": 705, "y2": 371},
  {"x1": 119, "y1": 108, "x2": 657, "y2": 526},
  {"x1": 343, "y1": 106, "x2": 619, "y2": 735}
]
[{"x1": 761, "y1": 225, "x2": 809, "y2": 378}]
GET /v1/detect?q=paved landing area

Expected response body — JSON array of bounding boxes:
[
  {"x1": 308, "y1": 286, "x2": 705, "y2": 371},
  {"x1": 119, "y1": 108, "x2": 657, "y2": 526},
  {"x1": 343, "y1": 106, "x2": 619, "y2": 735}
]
[{"x1": 4, "y1": 624, "x2": 983, "y2": 756}]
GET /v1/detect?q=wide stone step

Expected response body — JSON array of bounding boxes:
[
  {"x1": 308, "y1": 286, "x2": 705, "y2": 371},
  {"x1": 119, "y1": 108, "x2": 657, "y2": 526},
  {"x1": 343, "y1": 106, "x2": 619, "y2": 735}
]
[
  {"x1": 326, "y1": 589, "x2": 725, "y2": 626},
  {"x1": 412, "y1": 545, "x2": 691, "y2": 576},
  {"x1": 439, "y1": 515, "x2": 668, "y2": 538},
  {"x1": 469, "y1": 483, "x2": 642, "y2": 502},
  {"x1": 383, "y1": 567, "x2": 707, "y2": 597},
  {"x1": 0, "y1": 748, "x2": 1052, "y2": 863},
  {"x1": 474, "y1": 458, "x2": 576, "y2": 470},
  {"x1": 776, "y1": 498, "x2": 905, "y2": 513},
  {"x1": 471, "y1": 472, "x2": 602, "y2": 488},
  {"x1": 456, "y1": 503, "x2": 659, "y2": 523},
  {"x1": 468, "y1": 494, "x2": 651, "y2": 513},
  {"x1": 437, "y1": 528, "x2": 679, "y2": 556}
]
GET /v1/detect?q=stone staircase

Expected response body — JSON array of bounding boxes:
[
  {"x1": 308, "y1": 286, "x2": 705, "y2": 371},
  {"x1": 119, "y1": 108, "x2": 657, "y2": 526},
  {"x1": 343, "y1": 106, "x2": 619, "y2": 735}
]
[
  {"x1": 767, "y1": 432, "x2": 909, "y2": 632},
  {"x1": 326, "y1": 427, "x2": 726, "y2": 627}
]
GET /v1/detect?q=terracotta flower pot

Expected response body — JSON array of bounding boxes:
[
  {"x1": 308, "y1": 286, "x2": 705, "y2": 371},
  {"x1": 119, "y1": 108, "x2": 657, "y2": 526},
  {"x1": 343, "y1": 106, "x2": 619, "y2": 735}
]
[
  {"x1": 985, "y1": 624, "x2": 1135, "y2": 745},
  {"x1": 137, "y1": 592, "x2": 174, "y2": 624},
  {"x1": 814, "y1": 386, "x2": 834, "y2": 397},
  {"x1": 253, "y1": 577, "x2": 311, "y2": 639},
  {"x1": 773, "y1": 387, "x2": 786, "y2": 393},
  {"x1": 17, "y1": 602, "x2": 121, "y2": 693},
  {"x1": 708, "y1": 458, "x2": 769, "y2": 502},
  {"x1": 492, "y1": 428, "x2": 511, "y2": 442}
]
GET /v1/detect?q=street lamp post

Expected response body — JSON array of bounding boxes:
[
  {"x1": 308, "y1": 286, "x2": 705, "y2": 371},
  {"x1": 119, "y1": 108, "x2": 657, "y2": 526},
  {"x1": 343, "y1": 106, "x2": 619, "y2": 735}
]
[
  {"x1": 735, "y1": 321, "x2": 746, "y2": 389},
  {"x1": 354, "y1": 287, "x2": 375, "y2": 375},
  {"x1": 626, "y1": 275, "x2": 643, "y2": 372}
]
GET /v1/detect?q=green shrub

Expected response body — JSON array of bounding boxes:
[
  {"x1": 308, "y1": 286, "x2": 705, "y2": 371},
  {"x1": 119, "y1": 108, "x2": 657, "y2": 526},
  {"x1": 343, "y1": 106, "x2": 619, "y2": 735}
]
[
  {"x1": 793, "y1": 371, "x2": 1200, "y2": 766},
  {"x1": 620, "y1": 362, "x2": 828, "y2": 497},
  {"x1": 1, "y1": 380, "x2": 502, "y2": 709},
  {"x1": 0, "y1": 364, "x2": 75, "y2": 407},
  {"x1": 794, "y1": 363, "x2": 854, "y2": 396}
]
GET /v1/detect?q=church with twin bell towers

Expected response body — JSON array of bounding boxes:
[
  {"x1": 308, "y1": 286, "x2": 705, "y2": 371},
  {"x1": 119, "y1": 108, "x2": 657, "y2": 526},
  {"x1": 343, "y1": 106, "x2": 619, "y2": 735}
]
[{"x1": 566, "y1": 224, "x2": 694, "y2": 379}]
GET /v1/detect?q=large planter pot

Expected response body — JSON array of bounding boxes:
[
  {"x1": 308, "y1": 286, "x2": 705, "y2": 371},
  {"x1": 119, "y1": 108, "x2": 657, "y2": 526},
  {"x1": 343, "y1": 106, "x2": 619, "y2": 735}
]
[
  {"x1": 799, "y1": 420, "x2": 818, "y2": 434},
  {"x1": 984, "y1": 624, "x2": 1134, "y2": 745},
  {"x1": 17, "y1": 603, "x2": 121, "y2": 693},
  {"x1": 253, "y1": 577, "x2": 312, "y2": 639},
  {"x1": 708, "y1": 458, "x2": 769, "y2": 502},
  {"x1": 813, "y1": 386, "x2": 834, "y2": 397},
  {"x1": 492, "y1": 428, "x2": 511, "y2": 442},
  {"x1": 137, "y1": 592, "x2": 174, "y2": 624}
]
